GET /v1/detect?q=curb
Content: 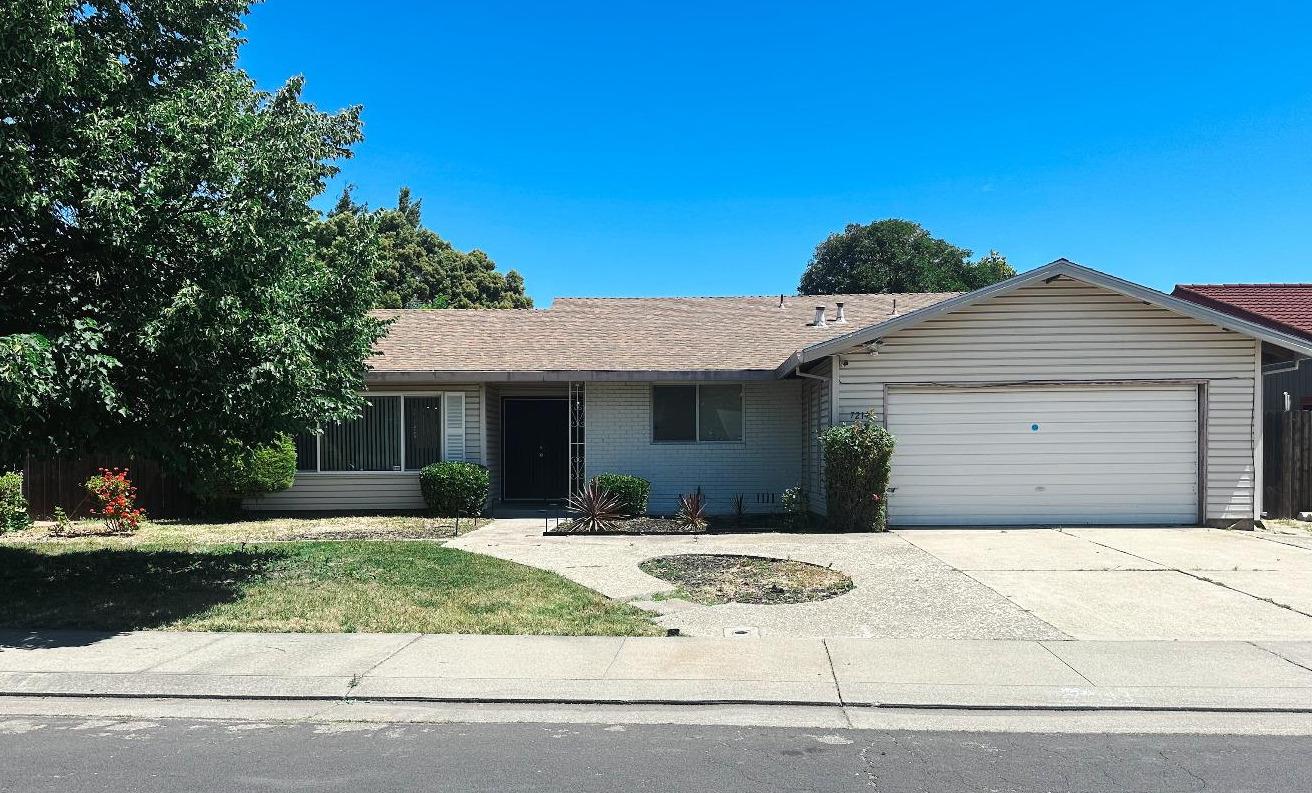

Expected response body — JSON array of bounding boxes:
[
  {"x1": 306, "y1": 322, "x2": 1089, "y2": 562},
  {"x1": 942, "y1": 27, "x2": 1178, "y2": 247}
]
[{"x1": 7, "y1": 690, "x2": 1312, "y2": 715}]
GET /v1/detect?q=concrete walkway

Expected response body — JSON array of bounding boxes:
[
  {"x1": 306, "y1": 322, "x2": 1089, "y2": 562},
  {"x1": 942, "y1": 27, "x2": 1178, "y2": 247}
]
[
  {"x1": 449, "y1": 521, "x2": 1312, "y2": 640},
  {"x1": 6, "y1": 631, "x2": 1312, "y2": 712},
  {"x1": 448, "y1": 519, "x2": 1066, "y2": 639}
]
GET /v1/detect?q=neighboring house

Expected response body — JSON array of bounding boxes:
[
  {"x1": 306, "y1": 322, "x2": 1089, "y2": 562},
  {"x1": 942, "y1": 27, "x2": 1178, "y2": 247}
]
[
  {"x1": 247, "y1": 259, "x2": 1312, "y2": 528},
  {"x1": 1172, "y1": 284, "x2": 1312, "y2": 413}
]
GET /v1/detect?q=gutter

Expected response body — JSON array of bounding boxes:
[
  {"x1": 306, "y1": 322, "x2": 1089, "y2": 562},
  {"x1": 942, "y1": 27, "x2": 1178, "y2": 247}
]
[
  {"x1": 1264, "y1": 357, "x2": 1307, "y2": 376},
  {"x1": 367, "y1": 369, "x2": 780, "y2": 384}
]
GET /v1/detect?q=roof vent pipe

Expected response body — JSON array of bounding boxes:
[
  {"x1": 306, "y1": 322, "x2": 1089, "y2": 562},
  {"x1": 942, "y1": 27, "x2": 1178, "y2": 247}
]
[
  {"x1": 835, "y1": 302, "x2": 847, "y2": 323},
  {"x1": 813, "y1": 306, "x2": 827, "y2": 327},
  {"x1": 779, "y1": 294, "x2": 785, "y2": 309}
]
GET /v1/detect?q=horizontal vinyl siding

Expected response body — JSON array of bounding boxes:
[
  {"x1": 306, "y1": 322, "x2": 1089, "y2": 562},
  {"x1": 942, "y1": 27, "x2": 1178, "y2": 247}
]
[
  {"x1": 835, "y1": 277, "x2": 1257, "y2": 522},
  {"x1": 245, "y1": 385, "x2": 484, "y2": 512},
  {"x1": 585, "y1": 381, "x2": 803, "y2": 514},
  {"x1": 484, "y1": 384, "x2": 502, "y2": 503},
  {"x1": 244, "y1": 473, "x2": 426, "y2": 511}
]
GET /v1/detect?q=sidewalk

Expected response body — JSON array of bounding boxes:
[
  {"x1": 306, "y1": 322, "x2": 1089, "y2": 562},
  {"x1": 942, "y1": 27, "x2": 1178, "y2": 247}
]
[{"x1": 4, "y1": 631, "x2": 1312, "y2": 712}]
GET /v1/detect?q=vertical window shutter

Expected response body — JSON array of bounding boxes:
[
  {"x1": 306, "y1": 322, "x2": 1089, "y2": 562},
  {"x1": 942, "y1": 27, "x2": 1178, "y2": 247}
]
[{"x1": 443, "y1": 392, "x2": 466, "y2": 461}]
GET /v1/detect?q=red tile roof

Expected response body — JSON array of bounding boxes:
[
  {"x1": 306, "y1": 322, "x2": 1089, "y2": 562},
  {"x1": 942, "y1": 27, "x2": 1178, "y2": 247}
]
[{"x1": 1172, "y1": 284, "x2": 1312, "y2": 342}]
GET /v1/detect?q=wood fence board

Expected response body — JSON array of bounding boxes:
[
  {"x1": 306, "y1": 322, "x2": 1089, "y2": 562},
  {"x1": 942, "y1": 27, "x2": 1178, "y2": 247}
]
[
  {"x1": 1267, "y1": 411, "x2": 1312, "y2": 518},
  {"x1": 21, "y1": 455, "x2": 196, "y2": 519}
]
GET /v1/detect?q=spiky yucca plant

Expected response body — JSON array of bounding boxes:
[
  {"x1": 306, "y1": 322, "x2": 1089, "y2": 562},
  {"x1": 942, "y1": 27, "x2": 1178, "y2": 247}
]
[
  {"x1": 567, "y1": 481, "x2": 624, "y2": 532},
  {"x1": 731, "y1": 493, "x2": 746, "y2": 527},
  {"x1": 677, "y1": 487, "x2": 709, "y2": 530}
]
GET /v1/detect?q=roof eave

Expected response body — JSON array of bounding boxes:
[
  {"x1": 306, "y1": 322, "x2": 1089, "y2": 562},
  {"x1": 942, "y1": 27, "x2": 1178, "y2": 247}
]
[
  {"x1": 777, "y1": 259, "x2": 1312, "y2": 376},
  {"x1": 366, "y1": 368, "x2": 780, "y2": 384}
]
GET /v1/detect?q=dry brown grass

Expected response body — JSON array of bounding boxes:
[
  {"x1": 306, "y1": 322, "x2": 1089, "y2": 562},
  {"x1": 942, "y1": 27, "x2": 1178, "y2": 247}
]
[
  {"x1": 8, "y1": 514, "x2": 487, "y2": 546},
  {"x1": 640, "y1": 553, "x2": 854, "y2": 605}
]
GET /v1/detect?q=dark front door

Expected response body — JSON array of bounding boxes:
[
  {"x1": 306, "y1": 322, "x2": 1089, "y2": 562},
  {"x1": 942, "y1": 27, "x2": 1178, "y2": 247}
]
[{"x1": 502, "y1": 398, "x2": 569, "y2": 500}]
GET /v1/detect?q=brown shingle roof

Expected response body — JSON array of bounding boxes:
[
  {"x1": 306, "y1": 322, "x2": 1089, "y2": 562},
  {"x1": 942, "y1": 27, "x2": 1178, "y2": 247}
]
[
  {"x1": 370, "y1": 292, "x2": 958, "y2": 376},
  {"x1": 1173, "y1": 284, "x2": 1312, "y2": 342}
]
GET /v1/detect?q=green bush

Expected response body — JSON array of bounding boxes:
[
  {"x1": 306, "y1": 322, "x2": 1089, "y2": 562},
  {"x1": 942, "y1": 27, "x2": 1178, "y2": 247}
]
[
  {"x1": 590, "y1": 473, "x2": 651, "y2": 516},
  {"x1": 420, "y1": 461, "x2": 490, "y2": 517},
  {"x1": 780, "y1": 485, "x2": 810, "y2": 529},
  {"x1": 0, "y1": 471, "x2": 31, "y2": 533},
  {"x1": 191, "y1": 436, "x2": 297, "y2": 510},
  {"x1": 820, "y1": 414, "x2": 896, "y2": 532}
]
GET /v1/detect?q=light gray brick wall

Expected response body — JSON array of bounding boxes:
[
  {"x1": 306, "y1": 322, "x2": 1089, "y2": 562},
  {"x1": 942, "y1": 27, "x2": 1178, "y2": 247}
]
[{"x1": 584, "y1": 381, "x2": 804, "y2": 515}]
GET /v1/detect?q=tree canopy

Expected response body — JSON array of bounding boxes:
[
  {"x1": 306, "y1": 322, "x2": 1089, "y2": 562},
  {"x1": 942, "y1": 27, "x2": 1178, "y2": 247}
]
[
  {"x1": 324, "y1": 187, "x2": 532, "y2": 310},
  {"x1": 798, "y1": 219, "x2": 1015, "y2": 295},
  {"x1": 0, "y1": 0, "x2": 386, "y2": 471}
]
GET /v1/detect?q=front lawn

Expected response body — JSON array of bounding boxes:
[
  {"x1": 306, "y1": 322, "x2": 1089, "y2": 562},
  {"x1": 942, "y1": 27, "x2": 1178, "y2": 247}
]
[
  {"x1": 10, "y1": 514, "x2": 485, "y2": 544},
  {"x1": 0, "y1": 536, "x2": 661, "y2": 636}
]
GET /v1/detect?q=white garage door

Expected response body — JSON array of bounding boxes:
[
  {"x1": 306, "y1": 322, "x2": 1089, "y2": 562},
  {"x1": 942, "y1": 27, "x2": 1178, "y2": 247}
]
[{"x1": 886, "y1": 385, "x2": 1199, "y2": 526}]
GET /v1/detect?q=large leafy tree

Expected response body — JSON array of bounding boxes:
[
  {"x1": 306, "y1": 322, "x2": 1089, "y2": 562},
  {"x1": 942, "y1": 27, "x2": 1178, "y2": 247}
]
[
  {"x1": 798, "y1": 219, "x2": 1015, "y2": 295},
  {"x1": 326, "y1": 187, "x2": 532, "y2": 309},
  {"x1": 0, "y1": 1, "x2": 386, "y2": 471}
]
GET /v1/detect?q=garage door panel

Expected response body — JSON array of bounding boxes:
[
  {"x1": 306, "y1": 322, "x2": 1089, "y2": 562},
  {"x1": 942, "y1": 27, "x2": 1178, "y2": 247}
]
[{"x1": 886, "y1": 385, "x2": 1199, "y2": 526}]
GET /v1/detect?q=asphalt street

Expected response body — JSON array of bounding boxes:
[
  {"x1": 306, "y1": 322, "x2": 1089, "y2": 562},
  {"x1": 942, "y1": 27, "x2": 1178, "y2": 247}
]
[{"x1": 3, "y1": 715, "x2": 1312, "y2": 792}]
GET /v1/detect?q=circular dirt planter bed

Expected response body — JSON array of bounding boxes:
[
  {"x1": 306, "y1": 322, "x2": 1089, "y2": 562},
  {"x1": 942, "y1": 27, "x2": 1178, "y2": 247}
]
[{"x1": 638, "y1": 554, "x2": 854, "y2": 605}]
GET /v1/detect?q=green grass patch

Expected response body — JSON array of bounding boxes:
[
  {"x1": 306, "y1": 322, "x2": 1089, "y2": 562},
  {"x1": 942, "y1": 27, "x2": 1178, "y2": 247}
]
[{"x1": 0, "y1": 539, "x2": 661, "y2": 636}]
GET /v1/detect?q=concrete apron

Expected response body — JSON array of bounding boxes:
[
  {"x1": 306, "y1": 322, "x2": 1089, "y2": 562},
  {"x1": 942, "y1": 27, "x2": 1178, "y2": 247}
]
[{"x1": 5, "y1": 632, "x2": 1312, "y2": 713}]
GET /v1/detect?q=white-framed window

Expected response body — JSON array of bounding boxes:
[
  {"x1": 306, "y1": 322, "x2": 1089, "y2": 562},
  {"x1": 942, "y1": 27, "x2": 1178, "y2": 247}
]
[
  {"x1": 293, "y1": 392, "x2": 464, "y2": 473},
  {"x1": 651, "y1": 384, "x2": 744, "y2": 443}
]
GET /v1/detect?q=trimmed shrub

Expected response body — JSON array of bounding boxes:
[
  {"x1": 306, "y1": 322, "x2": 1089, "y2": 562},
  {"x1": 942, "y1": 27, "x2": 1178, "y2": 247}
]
[
  {"x1": 590, "y1": 473, "x2": 651, "y2": 516},
  {"x1": 420, "y1": 461, "x2": 490, "y2": 517},
  {"x1": 0, "y1": 471, "x2": 31, "y2": 533},
  {"x1": 820, "y1": 414, "x2": 896, "y2": 532},
  {"x1": 190, "y1": 436, "x2": 297, "y2": 513}
]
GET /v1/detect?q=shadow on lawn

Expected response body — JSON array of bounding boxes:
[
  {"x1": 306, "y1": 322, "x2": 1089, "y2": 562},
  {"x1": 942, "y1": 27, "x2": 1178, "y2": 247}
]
[{"x1": 0, "y1": 545, "x2": 277, "y2": 645}]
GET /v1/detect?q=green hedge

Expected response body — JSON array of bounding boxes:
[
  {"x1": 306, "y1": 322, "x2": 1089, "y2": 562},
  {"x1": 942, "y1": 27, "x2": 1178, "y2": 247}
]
[
  {"x1": 420, "y1": 461, "x2": 490, "y2": 517},
  {"x1": 190, "y1": 436, "x2": 297, "y2": 512},
  {"x1": 0, "y1": 471, "x2": 31, "y2": 533},
  {"x1": 820, "y1": 414, "x2": 896, "y2": 532},
  {"x1": 591, "y1": 473, "x2": 650, "y2": 516}
]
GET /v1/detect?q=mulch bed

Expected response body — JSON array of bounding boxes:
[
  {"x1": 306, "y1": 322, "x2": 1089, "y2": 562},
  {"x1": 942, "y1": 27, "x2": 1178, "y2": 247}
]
[
  {"x1": 546, "y1": 517, "x2": 707, "y2": 535},
  {"x1": 637, "y1": 553, "x2": 855, "y2": 605},
  {"x1": 545, "y1": 514, "x2": 821, "y2": 536}
]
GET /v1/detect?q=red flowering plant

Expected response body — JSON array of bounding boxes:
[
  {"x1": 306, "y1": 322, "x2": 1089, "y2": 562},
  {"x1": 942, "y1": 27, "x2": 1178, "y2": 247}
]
[{"x1": 85, "y1": 468, "x2": 145, "y2": 534}]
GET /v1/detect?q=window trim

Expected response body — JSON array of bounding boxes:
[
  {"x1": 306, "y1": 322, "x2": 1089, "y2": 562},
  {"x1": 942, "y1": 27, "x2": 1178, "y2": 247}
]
[
  {"x1": 297, "y1": 391, "x2": 451, "y2": 475},
  {"x1": 650, "y1": 383, "x2": 745, "y2": 444}
]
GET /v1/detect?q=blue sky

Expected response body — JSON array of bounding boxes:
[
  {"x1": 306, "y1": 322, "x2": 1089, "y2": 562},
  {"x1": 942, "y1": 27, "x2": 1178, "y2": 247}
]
[{"x1": 238, "y1": 2, "x2": 1312, "y2": 304}]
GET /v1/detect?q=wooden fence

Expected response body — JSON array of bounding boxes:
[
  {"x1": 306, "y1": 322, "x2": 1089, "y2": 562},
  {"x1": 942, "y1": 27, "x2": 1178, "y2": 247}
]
[
  {"x1": 22, "y1": 455, "x2": 196, "y2": 520},
  {"x1": 1265, "y1": 411, "x2": 1312, "y2": 519}
]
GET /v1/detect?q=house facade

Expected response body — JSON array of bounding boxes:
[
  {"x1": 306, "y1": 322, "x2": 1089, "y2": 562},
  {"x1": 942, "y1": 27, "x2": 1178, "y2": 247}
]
[{"x1": 246, "y1": 260, "x2": 1312, "y2": 528}]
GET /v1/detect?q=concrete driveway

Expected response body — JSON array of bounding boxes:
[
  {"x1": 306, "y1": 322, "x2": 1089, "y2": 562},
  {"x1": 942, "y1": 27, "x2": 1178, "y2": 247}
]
[
  {"x1": 449, "y1": 521, "x2": 1312, "y2": 640},
  {"x1": 898, "y1": 527, "x2": 1312, "y2": 641}
]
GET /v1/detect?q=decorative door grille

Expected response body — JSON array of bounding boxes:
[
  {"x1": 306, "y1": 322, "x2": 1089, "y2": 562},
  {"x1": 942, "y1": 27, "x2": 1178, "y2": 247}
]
[{"x1": 568, "y1": 382, "x2": 586, "y2": 496}]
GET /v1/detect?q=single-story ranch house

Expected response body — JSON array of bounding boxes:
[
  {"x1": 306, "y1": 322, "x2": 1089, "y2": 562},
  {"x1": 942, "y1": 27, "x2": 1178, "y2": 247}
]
[{"x1": 247, "y1": 259, "x2": 1312, "y2": 528}]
